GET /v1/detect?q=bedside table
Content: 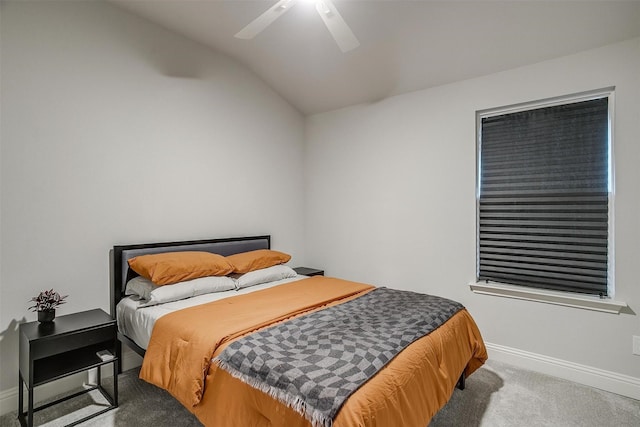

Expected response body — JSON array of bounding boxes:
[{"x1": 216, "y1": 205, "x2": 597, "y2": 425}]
[
  {"x1": 293, "y1": 267, "x2": 324, "y2": 277},
  {"x1": 18, "y1": 309, "x2": 118, "y2": 427}
]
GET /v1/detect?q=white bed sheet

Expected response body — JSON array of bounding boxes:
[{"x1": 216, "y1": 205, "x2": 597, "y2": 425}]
[{"x1": 116, "y1": 275, "x2": 306, "y2": 350}]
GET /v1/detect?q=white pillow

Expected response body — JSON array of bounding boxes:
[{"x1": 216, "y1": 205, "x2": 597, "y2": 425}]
[
  {"x1": 235, "y1": 265, "x2": 297, "y2": 290},
  {"x1": 125, "y1": 275, "x2": 236, "y2": 307}
]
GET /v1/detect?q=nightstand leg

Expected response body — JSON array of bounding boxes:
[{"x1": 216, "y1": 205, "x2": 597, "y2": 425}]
[
  {"x1": 115, "y1": 340, "x2": 122, "y2": 374},
  {"x1": 17, "y1": 372, "x2": 23, "y2": 425},
  {"x1": 27, "y1": 385, "x2": 33, "y2": 427},
  {"x1": 113, "y1": 359, "x2": 119, "y2": 406}
]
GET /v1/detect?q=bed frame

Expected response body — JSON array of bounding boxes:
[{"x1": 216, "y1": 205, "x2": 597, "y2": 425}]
[
  {"x1": 108, "y1": 234, "x2": 467, "y2": 390},
  {"x1": 109, "y1": 235, "x2": 271, "y2": 362}
]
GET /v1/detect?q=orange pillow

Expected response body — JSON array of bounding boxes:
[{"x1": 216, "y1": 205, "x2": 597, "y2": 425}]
[
  {"x1": 226, "y1": 249, "x2": 291, "y2": 274},
  {"x1": 128, "y1": 251, "x2": 234, "y2": 285}
]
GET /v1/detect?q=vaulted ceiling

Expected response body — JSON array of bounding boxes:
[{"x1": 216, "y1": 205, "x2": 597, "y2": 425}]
[{"x1": 110, "y1": 0, "x2": 640, "y2": 115}]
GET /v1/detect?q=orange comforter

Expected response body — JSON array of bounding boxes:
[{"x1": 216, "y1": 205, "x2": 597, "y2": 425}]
[{"x1": 140, "y1": 277, "x2": 487, "y2": 427}]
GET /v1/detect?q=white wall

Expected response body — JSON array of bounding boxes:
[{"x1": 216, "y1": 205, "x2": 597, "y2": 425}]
[
  {"x1": 305, "y1": 38, "x2": 640, "y2": 386},
  {"x1": 0, "y1": 0, "x2": 305, "y2": 401}
]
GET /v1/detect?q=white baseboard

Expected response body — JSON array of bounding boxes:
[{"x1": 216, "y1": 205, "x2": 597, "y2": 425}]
[
  {"x1": 121, "y1": 347, "x2": 143, "y2": 371},
  {"x1": 486, "y1": 342, "x2": 640, "y2": 400},
  {"x1": 0, "y1": 347, "x2": 143, "y2": 417}
]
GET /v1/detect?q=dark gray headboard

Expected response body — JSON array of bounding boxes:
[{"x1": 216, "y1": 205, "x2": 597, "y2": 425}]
[{"x1": 109, "y1": 235, "x2": 270, "y2": 318}]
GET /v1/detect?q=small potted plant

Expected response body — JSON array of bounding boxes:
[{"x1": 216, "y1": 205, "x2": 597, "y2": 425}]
[{"x1": 28, "y1": 289, "x2": 68, "y2": 323}]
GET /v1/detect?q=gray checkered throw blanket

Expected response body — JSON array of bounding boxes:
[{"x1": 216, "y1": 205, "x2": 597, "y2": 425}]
[{"x1": 214, "y1": 287, "x2": 463, "y2": 427}]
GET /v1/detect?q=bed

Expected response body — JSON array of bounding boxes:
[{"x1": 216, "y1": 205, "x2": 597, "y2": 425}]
[{"x1": 110, "y1": 235, "x2": 487, "y2": 427}]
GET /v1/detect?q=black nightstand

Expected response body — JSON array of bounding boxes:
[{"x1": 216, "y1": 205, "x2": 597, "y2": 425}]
[
  {"x1": 18, "y1": 309, "x2": 118, "y2": 427},
  {"x1": 293, "y1": 267, "x2": 325, "y2": 277}
]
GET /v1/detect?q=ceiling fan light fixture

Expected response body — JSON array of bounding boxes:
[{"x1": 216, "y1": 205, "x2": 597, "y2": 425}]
[
  {"x1": 235, "y1": 0, "x2": 359, "y2": 53},
  {"x1": 316, "y1": 1, "x2": 332, "y2": 16}
]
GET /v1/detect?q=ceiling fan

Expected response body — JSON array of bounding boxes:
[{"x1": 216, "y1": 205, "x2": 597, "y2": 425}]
[{"x1": 235, "y1": 0, "x2": 360, "y2": 53}]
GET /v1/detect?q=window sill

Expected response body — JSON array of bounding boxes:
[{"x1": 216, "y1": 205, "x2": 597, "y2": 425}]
[{"x1": 469, "y1": 282, "x2": 627, "y2": 314}]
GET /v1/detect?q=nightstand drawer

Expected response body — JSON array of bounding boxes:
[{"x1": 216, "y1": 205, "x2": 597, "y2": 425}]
[{"x1": 30, "y1": 324, "x2": 116, "y2": 360}]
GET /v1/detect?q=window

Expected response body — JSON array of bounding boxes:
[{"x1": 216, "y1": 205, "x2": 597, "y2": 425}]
[{"x1": 476, "y1": 89, "x2": 613, "y2": 297}]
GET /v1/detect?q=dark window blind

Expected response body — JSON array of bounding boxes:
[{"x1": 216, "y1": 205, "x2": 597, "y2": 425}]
[{"x1": 478, "y1": 97, "x2": 610, "y2": 296}]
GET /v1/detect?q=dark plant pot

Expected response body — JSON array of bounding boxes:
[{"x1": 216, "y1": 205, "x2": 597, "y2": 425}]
[{"x1": 38, "y1": 309, "x2": 55, "y2": 323}]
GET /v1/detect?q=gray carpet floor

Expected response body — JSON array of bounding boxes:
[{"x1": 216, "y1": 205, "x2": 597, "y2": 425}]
[
  {"x1": 430, "y1": 360, "x2": 640, "y2": 426},
  {"x1": 1, "y1": 359, "x2": 638, "y2": 426}
]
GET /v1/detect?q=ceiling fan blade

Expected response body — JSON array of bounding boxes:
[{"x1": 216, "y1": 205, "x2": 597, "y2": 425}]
[
  {"x1": 235, "y1": 0, "x2": 298, "y2": 40},
  {"x1": 315, "y1": 0, "x2": 360, "y2": 52}
]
